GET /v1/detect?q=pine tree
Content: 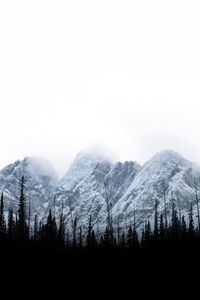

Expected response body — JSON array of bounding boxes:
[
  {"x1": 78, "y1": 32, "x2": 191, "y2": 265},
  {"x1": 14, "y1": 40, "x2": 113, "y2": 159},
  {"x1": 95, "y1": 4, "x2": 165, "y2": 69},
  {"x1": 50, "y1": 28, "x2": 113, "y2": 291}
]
[
  {"x1": 141, "y1": 226, "x2": 146, "y2": 248},
  {"x1": 127, "y1": 225, "x2": 133, "y2": 248},
  {"x1": 144, "y1": 220, "x2": 152, "y2": 247},
  {"x1": 8, "y1": 208, "x2": 14, "y2": 239},
  {"x1": 66, "y1": 229, "x2": 70, "y2": 247},
  {"x1": 171, "y1": 197, "x2": 180, "y2": 241},
  {"x1": 72, "y1": 216, "x2": 77, "y2": 248},
  {"x1": 120, "y1": 230, "x2": 126, "y2": 249},
  {"x1": 154, "y1": 199, "x2": 159, "y2": 240},
  {"x1": 45, "y1": 209, "x2": 57, "y2": 244},
  {"x1": 162, "y1": 179, "x2": 168, "y2": 230},
  {"x1": 132, "y1": 226, "x2": 139, "y2": 249},
  {"x1": 0, "y1": 192, "x2": 6, "y2": 237},
  {"x1": 91, "y1": 230, "x2": 97, "y2": 248},
  {"x1": 181, "y1": 215, "x2": 187, "y2": 241},
  {"x1": 58, "y1": 204, "x2": 65, "y2": 246},
  {"x1": 52, "y1": 216, "x2": 58, "y2": 243},
  {"x1": 34, "y1": 214, "x2": 39, "y2": 241},
  {"x1": 159, "y1": 214, "x2": 165, "y2": 242},
  {"x1": 38, "y1": 221, "x2": 45, "y2": 243},
  {"x1": 86, "y1": 215, "x2": 93, "y2": 248},
  {"x1": 17, "y1": 176, "x2": 27, "y2": 240},
  {"x1": 27, "y1": 201, "x2": 31, "y2": 240},
  {"x1": 78, "y1": 226, "x2": 83, "y2": 248},
  {"x1": 188, "y1": 204, "x2": 195, "y2": 239},
  {"x1": 132, "y1": 211, "x2": 139, "y2": 249}
]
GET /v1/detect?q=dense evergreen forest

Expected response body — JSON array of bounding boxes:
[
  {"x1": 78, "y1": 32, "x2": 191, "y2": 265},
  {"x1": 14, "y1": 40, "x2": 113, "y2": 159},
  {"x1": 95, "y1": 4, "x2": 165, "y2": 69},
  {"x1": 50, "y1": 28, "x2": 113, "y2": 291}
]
[
  {"x1": 1, "y1": 175, "x2": 200, "y2": 288},
  {"x1": 1, "y1": 175, "x2": 200, "y2": 253}
]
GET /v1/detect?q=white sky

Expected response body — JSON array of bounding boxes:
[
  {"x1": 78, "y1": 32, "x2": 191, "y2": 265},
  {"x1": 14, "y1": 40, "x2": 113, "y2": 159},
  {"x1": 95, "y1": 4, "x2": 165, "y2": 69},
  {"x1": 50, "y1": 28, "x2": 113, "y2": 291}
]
[{"x1": 1, "y1": 0, "x2": 200, "y2": 178}]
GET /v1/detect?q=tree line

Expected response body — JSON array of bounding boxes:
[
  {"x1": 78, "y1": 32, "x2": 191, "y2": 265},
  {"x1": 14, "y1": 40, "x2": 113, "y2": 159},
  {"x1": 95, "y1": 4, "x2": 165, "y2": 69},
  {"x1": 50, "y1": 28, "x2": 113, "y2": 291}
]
[{"x1": 0, "y1": 176, "x2": 200, "y2": 252}]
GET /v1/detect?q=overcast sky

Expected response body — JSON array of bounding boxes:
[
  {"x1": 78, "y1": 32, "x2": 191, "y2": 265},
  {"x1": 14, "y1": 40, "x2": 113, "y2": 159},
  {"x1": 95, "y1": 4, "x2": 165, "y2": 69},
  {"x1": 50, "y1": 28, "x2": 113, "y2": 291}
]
[{"x1": 0, "y1": 1, "x2": 200, "y2": 178}]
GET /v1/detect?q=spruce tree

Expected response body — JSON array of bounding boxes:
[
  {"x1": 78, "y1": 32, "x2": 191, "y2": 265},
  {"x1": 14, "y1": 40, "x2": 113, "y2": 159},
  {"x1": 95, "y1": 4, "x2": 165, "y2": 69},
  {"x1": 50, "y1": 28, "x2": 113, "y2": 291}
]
[
  {"x1": 8, "y1": 208, "x2": 14, "y2": 239},
  {"x1": 188, "y1": 204, "x2": 195, "y2": 239},
  {"x1": 91, "y1": 230, "x2": 97, "y2": 248},
  {"x1": 144, "y1": 220, "x2": 152, "y2": 247},
  {"x1": 17, "y1": 176, "x2": 26, "y2": 240},
  {"x1": 181, "y1": 215, "x2": 187, "y2": 242},
  {"x1": 38, "y1": 221, "x2": 45, "y2": 243},
  {"x1": 27, "y1": 201, "x2": 31, "y2": 240},
  {"x1": 154, "y1": 199, "x2": 159, "y2": 240},
  {"x1": 120, "y1": 230, "x2": 126, "y2": 249},
  {"x1": 34, "y1": 214, "x2": 39, "y2": 241},
  {"x1": 171, "y1": 198, "x2": 180, "y2": 241},
  {"x1": 127, "y1": 225, "x2": 133, "y2": 248},
  {"x1": 159, "y1": 214, "x2": 165, "y2": 242},
  {"x1": 86, "y1": 215, "x2": 93, "y2": 248},
  {"x1": 141, "y1": 226, "x2": 146, "y2": 248},
  {"x1": 58, "y1": 205, "x2": 65, "y2": 246},
  {"x1": 132, "y1": 211, "x2": 139, "y2": 249},
  {"x1": 72, "y1": 216, "x2": 77, "y2": 248},
  {"x1": 78, "y1": 226, "x2": 83, "y2": 248},
  {"x1": 0, "y1": 192, "x2": 6, "y2": 237},
  {"x1": 45, "y1": 209, "x2": 57, "y2": 244},
  {"x1": 132, "y1": 225, "x2": 139, "y2": 249}
]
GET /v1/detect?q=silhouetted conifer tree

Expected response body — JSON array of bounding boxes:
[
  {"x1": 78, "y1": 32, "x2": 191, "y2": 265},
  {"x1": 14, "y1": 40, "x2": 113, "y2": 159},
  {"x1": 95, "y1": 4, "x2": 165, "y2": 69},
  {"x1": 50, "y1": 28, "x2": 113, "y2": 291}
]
[
  {"x1": 45, "y1": 209, "x2": 57, "y2": 244},
  {"x1": 171, "y1": 198, "x2": 180, "y2": 241},
  {"x1": 86, "y1": 215, "x2": 93, "y2": 248},
  {"x1": 181, "y1": 215, "x2": 187, "y2": 241},
  {"x1": 78, "y1": 226, "x2": 83, "y2": 248},
  {"x1": 58, "y1": 204, "x2": 65, "y2": 246},
  {"x1": 8, "y1": 208, "x2": 14, "y2": 239},
  {"x1": 154, "y1": 199, "x2": 159, "y2": 240},
  {"x1": 72, "y1": 216, "x2": 77, "y2": 248},
  {"x1": 17, "y1": 176, "x2": 27, "y2": 240},
  {"x1": 159, "y1": 214, "x2": 165, "y2": 242},
  {"x1": 127, "y1": 225, "x2": 133, "y2": 248},
  {"x1": 0, "y1": 193, "x2": 6, "y2": 237},
  {"x1": 188, "y1": 204, "x2": 195, "y2": 239},
  {"x1": 120, "y1": 230, "x2": 126, "y2": 249},
  {"x1": 34, "y1": 214, "x2": 39, "y2": 241}
]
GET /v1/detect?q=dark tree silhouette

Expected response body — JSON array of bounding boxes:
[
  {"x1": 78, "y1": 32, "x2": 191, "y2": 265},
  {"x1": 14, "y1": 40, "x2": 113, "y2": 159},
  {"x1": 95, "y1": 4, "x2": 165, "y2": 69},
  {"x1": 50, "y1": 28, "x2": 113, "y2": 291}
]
[
  {"x1": 188, "y1": 204, "x2": 195, "y2": 239},
  {"x1": 17, "y1": 176, "x2": 27, "y2": 240},
  {"x1": 154, "y1": 199, "x2": 159, "y2": 240},
  {"x1": 0, "y1": 193, "x2": 6, "y2": 237},
  {"x1": 45, "y1": 209, "x2": 57, "y2": 244},
  {"x1": 34, "y1": 214, "x2": 39, "y2": 241},
  {"x1": 58, "y1": 204, "x2": 65, "y2": 246},
  {"x1": 8, "y1": 208, "x2": 15, "y2": 239},
  {"x1": 159, "y1": 214, "x2": 165, "y2": 242},
  {"x1": 78, "y1": 226, "x2": 83, "y2": 248}
]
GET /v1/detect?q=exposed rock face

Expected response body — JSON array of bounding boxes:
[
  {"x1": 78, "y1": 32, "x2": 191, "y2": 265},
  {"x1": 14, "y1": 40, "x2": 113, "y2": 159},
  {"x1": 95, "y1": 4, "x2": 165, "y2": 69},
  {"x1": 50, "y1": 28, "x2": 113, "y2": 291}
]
[
  {"x1": 0, "y1": 157, "x2": 58, "y2": 215},
  {"x1": 1, "y1": 149, "x2": 200, "y2": 232}
]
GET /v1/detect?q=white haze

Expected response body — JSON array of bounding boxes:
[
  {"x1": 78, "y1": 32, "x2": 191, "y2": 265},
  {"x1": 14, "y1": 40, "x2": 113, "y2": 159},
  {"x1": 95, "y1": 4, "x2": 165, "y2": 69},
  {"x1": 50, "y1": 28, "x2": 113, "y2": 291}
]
[{"x1": 0, "y1": 1, "x2": 200, "y2": 178}]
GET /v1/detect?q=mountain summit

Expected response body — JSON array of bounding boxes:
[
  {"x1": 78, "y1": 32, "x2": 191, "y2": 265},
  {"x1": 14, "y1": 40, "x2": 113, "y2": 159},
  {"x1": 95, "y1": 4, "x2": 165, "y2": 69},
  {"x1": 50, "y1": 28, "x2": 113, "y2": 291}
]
[
  {"x1": 0, "y1": 157, "x2": 58, "y2": 214},
  {"x1": 0, "y1": 149, "x2": 200, "y2": 231}
]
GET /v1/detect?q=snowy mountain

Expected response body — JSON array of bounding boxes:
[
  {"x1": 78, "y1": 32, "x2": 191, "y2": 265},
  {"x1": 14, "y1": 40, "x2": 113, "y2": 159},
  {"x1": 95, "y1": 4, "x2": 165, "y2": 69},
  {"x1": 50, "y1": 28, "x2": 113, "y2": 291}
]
[
  {"x1": 49, "y1": 149, "x2": 200, "y2": 232},
  {"x1": 112, "y1": 150, "x2": 200, "y2": 228},
  {"x1": 49, "y1": 150, "x2": 113, "y2": 227},
  {"x1": 49, "y1": 150, "x2": 141, "y2": 230},
  {"x1": 0, "y1": 157, "x2": 58, "y2": 215},
  {"x1": 0, "y1": 149, "x2": 200, "y2": 232}
]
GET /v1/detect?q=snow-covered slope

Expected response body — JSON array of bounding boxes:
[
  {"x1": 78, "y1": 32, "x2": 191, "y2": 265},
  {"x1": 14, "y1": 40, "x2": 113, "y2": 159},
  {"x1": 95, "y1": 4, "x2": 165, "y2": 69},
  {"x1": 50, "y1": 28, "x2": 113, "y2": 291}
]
[
  {"x1": 49, "y1": 150, "x2": 141, "y2": 230},
  {"x1": 0, "y1": 157, "x2": 58, "y2": 214},
  {"x1": 112, "y1": 150, "x2": 200, "y2": 227},
  {"x1": 58, "y1": 150, "x2": 109, "y2": 192},
  {"x1": 1, "y1": 149, "x2": 200, "y2": 232}
]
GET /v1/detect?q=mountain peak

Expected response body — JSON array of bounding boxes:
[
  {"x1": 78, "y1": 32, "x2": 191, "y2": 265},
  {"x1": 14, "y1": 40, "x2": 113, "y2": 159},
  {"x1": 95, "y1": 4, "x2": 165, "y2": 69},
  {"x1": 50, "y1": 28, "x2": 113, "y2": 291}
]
[
  {"x1": 75, "y1": 145, "x2": 113, "y2": 164},
  {"x1": 152, "y1": 149, "x2": 184, "y2": 160},
  {"x1": 146, "y1": 150, "x2": 190, "y2": 169},
  {"x1": 23, "y1": 156, "x2": 58, "y2": 185}
]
